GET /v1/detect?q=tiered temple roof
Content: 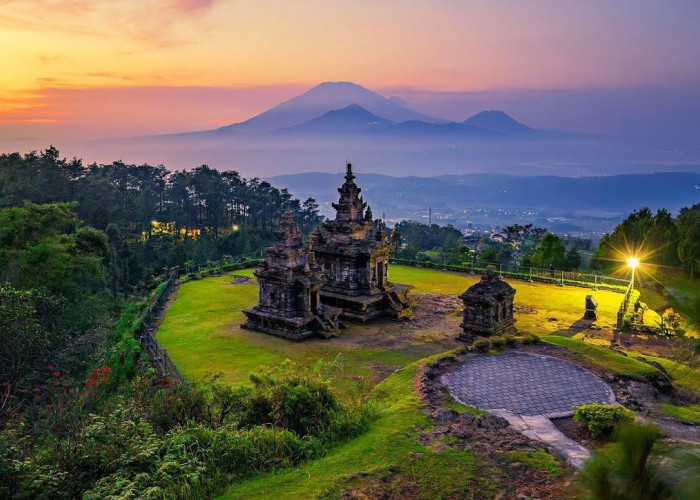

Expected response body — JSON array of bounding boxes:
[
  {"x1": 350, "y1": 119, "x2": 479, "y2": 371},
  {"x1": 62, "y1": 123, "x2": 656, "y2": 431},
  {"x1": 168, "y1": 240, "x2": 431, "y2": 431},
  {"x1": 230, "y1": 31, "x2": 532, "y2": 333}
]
[
  {"x1": 310, "y1": 163, "x2": 414, "y2": 321},
  {"x1": 242, "y1": 209, "x2": 340, "y2": 340}
]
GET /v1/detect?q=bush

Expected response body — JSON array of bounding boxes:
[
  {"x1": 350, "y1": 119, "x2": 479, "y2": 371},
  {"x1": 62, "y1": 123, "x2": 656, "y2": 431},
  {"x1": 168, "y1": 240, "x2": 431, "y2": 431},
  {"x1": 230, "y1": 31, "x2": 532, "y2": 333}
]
[
  {"x1": 573, "y1": 403, "x2": 635, "y2": 437},
  {"x1": 520, "y1": 334, "x2": 539, "y2": 345},
  {"x1": 504, "y1": 335, "x2": 517, "y2": 347},
  {"x1": 473, "y1": 339, "x2": 490, "y2": 352},
  {"x1": 490, "y1": 337, "x2": 505, "y2": 349},
  {"x1": 5, "y1": 361, "x2": 376, "y2": 499}
]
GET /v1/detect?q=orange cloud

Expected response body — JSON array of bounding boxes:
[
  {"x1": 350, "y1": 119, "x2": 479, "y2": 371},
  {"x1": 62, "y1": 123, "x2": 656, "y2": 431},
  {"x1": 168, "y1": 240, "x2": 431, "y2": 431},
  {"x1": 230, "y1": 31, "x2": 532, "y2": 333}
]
[{"x1": 0, "y1": 85, "x2": 306, "y2": 138}]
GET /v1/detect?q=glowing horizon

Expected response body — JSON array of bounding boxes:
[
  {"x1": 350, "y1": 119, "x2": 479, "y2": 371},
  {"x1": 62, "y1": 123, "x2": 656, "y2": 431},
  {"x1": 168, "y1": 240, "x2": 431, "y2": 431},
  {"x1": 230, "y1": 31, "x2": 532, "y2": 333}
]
[{"x1": 2, "y1": 1, "x2": 700, "y2": 140}]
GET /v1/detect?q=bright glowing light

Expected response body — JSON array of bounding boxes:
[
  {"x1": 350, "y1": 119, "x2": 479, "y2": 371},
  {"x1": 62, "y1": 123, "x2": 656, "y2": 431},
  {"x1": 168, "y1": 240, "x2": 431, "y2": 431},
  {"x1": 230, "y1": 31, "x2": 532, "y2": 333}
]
[{"x1": 627, "y1": 257, "x2": 640, "y2": 269}]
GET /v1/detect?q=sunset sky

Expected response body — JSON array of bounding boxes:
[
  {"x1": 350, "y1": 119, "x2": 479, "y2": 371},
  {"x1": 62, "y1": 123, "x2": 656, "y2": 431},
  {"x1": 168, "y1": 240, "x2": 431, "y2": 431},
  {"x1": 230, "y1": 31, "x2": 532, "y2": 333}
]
[{"x1": 2, "y1": 0, "x2": 700, "y2": 141}]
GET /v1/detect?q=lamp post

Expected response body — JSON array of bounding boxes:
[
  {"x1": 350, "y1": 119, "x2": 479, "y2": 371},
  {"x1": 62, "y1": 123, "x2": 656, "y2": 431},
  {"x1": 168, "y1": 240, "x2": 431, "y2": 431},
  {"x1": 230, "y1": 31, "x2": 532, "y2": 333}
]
[{"x1": 626, "y1": 257, "x2": 639, "y2": 293}]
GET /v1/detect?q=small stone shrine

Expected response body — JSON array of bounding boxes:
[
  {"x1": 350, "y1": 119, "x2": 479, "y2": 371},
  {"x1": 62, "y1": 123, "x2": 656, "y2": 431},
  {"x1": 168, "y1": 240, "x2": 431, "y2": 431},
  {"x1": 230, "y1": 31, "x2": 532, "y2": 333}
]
[
  {"x1": 309, "y1": 163, "x2": 414, "y2": 322},
  {"x1": 458, "y1": 269, "x2": 516, "y2": 340},
  {"x1": 242, "y1": 209, "x2": 341, "y2": 340},
  {"x1": 584, "y1": 295, "x2": 598, "y2": 320}
]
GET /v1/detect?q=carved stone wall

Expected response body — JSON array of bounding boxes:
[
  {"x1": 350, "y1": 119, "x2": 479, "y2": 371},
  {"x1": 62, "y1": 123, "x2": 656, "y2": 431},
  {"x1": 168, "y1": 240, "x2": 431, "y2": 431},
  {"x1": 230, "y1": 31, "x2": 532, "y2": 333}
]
[
  {"x1": 459, "y1": 270, "x2": 516, "y2": 340},
  {"x1": 243, "y1": 210, "x2": 340, "y2": 340}
]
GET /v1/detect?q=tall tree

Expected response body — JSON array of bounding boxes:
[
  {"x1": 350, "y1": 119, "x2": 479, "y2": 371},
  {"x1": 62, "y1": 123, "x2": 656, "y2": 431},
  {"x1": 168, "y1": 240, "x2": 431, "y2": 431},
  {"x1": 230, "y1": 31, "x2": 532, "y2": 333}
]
[{"x1": 530, "y1": 233, "x2": 567, "y2": 269}]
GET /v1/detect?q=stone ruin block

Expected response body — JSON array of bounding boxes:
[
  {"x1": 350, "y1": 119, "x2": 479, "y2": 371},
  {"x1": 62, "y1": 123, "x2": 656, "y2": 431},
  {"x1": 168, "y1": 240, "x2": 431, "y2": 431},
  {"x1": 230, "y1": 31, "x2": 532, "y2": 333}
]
[
  {"x1": 584, "y1": 294, "x2": 598, "y2": 320},
  {"x1": 243, "y1": 210, "x2": 341, "y2": 340},
  {"x1": 458, "y1": 269, "x2": 516, "y2": 341}
]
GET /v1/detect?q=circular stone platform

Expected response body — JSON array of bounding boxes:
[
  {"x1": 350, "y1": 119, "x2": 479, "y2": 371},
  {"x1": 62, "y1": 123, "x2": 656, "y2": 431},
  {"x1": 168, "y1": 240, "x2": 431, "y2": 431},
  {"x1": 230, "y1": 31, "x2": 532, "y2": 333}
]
[{"x1": 442, "y1": 352, "x2": 615, "y2": 417}]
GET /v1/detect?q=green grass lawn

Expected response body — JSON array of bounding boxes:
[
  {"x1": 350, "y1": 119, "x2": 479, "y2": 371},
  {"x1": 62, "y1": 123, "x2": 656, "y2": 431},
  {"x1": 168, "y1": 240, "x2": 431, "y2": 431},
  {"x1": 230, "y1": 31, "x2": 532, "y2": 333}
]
[
  {"x1": 221, "y1": 357, "x2": 438, "y2": 499},
  {"x1": 157, "y1": 271, "x2": 419, "y2": 385},
  {"x1": 542, "y1": 335, "x2": 661, "y2": 381},
  {"x1": 627, "y1": 351, "x2": 700, "y2": 394},
  {"x1": 158, "y1": 266, "x2": 625, "y2": 387},
  {"x1": 661, "y1": 404, "x2": 700, "y2": 424},
  {"x1": 507, "y1": 448, "x2": 563, "y2": 478},
  {"x1": 389, "y1": 266, "x2": 623, "y2": 334}
]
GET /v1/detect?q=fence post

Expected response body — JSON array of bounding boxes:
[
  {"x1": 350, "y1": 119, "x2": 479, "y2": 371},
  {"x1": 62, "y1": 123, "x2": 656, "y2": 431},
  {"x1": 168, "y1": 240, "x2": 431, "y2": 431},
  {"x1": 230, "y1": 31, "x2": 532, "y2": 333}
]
[
  {"x1": 560, "y1": 270, "x2": 564, "y2": 286},
  {"x1": 529, "y1": 267, "x2": 532, "y2": 282},
  {"x1": 499, "y1": 264, "x2": 502, "y2": 277}
]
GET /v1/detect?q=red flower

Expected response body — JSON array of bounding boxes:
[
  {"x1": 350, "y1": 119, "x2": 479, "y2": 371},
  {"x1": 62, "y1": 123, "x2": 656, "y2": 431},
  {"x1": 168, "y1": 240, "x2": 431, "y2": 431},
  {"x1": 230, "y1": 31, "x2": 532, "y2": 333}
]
[
  {"x1": 53, "y1": 371, "x2": 61, "y2": 378},
  {"x1": 33, "y1": 387, "x2": 40, "y2": 392},
  {"x1": 46, "y1": 365, "x2": 54, "y2": 370},
  {"x1": 69, "y1": 388, "x2": 75, "y2": 394},
  {"x1": 20, "y1": 389, "x2": 28, "y2": 394},
  {"x1": 53, "y1": 381, "x2": 60, "y2": 386}
]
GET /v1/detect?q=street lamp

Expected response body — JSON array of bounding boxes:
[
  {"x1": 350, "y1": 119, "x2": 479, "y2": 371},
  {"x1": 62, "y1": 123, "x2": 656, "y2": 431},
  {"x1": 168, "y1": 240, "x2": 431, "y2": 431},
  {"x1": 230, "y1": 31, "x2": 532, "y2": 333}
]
[{"x1": 626, "y1": 257, "x2": 639, "y2": 292}]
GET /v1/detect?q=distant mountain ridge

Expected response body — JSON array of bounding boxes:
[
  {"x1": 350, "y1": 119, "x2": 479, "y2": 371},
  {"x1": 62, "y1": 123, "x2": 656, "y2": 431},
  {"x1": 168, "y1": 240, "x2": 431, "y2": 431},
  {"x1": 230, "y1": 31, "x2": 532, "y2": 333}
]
[
  {"x1": 463, "y1": 110, "x2": 534, "y2": 134},
  {"x1": 220, "y1": 81, "x2": 443, "y2": 133},
  {"x1": 275, "y1": 104, "x2": 503, "y2": 137},
  {"x1": 203, "y1": 81, "x2": 537, "y2": 138}
]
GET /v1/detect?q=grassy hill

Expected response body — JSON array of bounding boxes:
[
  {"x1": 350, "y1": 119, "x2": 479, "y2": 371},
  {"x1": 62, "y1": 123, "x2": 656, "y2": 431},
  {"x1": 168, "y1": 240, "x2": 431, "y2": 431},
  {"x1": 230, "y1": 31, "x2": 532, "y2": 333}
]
[{"x1": 154, "y1": 265, "x2": 700, "y2": 499}]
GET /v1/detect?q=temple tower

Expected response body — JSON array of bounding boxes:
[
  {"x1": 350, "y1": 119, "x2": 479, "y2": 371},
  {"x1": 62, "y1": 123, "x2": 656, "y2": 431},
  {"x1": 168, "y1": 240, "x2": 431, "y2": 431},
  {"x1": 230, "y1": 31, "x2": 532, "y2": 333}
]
[
  {"x1": 310, "y1": 163, "x2": 414, "y2": 322},
  {"x1": 242, "y1": 209, "x2": 341, "y2": 340}
]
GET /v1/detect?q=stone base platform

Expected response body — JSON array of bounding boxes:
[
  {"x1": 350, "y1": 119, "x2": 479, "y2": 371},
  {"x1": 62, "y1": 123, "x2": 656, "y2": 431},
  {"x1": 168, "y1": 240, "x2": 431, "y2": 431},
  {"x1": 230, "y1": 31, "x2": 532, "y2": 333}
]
[
  {"x1": 457, "y1": 318, "x2": 516, "y2": 341},
  {"x1": 242, "y1": 305, "x2": 341, "y2": 341},
  {"x1": 320, "y1": 283, "x2": 415, "y2": 322}
]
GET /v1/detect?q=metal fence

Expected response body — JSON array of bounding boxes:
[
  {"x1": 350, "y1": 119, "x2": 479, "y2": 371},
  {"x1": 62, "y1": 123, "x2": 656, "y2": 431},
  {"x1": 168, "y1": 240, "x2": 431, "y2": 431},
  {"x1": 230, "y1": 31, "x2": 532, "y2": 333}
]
[
  {"x1": 136, "y1": 269, "x2": 184, "y2": 383},
  {"x1": 134, "y1": 254, "x2": 263, "y2": 383},
  {"x1": 392, "y1": 258, "x2": 631, "y2": 292}
]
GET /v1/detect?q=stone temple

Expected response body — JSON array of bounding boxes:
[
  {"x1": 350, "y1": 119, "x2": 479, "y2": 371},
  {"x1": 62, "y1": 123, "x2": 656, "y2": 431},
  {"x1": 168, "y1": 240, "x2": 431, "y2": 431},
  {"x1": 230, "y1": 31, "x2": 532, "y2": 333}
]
[
  {"x1": 309, "y1": 163, "x2": 414, "y2": 322},
  {"x1": 459, "y1": 269, "x2": 516, "y2": 340},
  {"x1": 242, "y1": 209, "x2": 341, "y2": 340}
]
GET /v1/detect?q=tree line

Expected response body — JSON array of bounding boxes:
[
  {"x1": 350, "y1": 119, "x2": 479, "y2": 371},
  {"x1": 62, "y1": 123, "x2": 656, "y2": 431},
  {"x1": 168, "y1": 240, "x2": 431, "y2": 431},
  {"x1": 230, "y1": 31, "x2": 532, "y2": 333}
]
[
  {"x1": 0, "y1": 146, "x2": 324, "y2": 289},
  {"x1": 593, "y1": 207, "x2": 700, "y2": 278},
  {"x1": 392, "y1": 207, "x2": 700, "y2": 280},
  {"x1": 392, "y1": 220, "x2": 585, "y2": 271}
]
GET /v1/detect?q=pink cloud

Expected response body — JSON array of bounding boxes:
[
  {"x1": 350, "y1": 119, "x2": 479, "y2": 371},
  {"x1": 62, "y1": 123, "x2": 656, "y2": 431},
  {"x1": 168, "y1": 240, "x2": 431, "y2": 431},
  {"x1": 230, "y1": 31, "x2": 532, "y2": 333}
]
[
  {"x1": 176, "y1": 0, "x2": 217, "y2": 14},
  {"x1": 0, "y1": 1, "x2": 219, "y2": 47}
]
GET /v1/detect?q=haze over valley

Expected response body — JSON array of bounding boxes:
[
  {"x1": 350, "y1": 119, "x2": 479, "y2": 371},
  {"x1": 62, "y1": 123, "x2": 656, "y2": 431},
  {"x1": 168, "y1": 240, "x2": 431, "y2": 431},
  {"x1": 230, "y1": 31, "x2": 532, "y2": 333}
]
[{"x1": 7, "y1": 81, "x2": 700, "y2": 181}]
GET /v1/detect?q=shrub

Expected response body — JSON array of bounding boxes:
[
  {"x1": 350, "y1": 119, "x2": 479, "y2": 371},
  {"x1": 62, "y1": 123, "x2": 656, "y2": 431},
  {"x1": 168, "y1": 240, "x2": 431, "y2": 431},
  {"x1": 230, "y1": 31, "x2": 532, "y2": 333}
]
[
  {"x1": 473, "y1": 339, "x2": 490, "y2": 352},
  {"x1": 490, "y1": 336, "x2": 505, "y2": 349},
  {"x1": 579, "y1": 424, "x2": 665, "y2": 499},
  {"x1": 7, "y1": 361, "x2": 376, "y2": 499},
  {"x1": 521, "y1": 334, "x2": 539, "y2": 345},
  {"x1": 573, "y1": 403, "x2": 635, "y2": 437},
  {"x1": 140, "y1": 384, "x2": 209, "y2": 434},
  {"x1": 504, "y1": 335, "x2": 517, "y2": 347}
]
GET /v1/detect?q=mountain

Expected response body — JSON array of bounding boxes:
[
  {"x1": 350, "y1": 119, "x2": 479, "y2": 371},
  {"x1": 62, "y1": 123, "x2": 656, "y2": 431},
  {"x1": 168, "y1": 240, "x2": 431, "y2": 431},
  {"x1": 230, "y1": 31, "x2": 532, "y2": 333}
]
[
  {"x1": 219, "y1": 81, "x2": 443, "y2": 133},
  {"x1": 277, "y1": 104, "x2": 503, "y2": 137},
  {"x1": 276, "y1": 104, "x2": 394, "y2": 134},
  {"x1": 462, "y1": 110, "x2": 534, "y2": 135}
]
